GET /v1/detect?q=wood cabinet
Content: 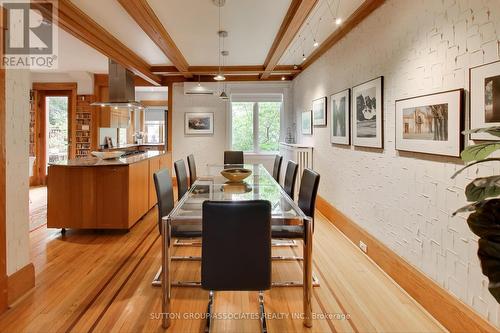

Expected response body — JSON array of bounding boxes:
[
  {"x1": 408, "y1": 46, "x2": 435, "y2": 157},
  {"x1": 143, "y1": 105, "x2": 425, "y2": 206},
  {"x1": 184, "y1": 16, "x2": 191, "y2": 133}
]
[
  {"x1": 100, "y1": 108, "x2": 130, "y2": 128},
  {"x1": 47, "y1": 152, "x2": 172, "y2": 230}
]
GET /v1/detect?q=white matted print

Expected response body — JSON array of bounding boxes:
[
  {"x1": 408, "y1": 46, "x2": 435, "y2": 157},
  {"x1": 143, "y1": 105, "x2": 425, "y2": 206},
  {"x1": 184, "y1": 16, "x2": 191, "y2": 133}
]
[
  {"x1": 470, "y1": 60, "x2": 500, "y2": 140},
  {"x1": 185, "y1": 112, "x2": 214, "y2": 135},
  {"x1": 312, "y1": 97, "x2": 327, "y2": 126},
  {"x1": 301, "y1": 110, "x2": 312, "y2": 135},
  {"x1": 330, "y1": 89, "x2": 350, "y2": 145},
  {"x1": 395, "y1": 89, "x2": 464, "y2": 157},
  {"x1": 352, "y1": 77, "x2": 383, "y2": 148}
]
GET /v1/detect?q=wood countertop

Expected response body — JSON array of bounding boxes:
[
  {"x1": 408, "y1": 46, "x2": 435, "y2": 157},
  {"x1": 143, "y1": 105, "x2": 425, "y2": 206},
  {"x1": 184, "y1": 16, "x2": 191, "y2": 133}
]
[{"x1": 49, "y1": 151, "x2": 168, "y2": 167}]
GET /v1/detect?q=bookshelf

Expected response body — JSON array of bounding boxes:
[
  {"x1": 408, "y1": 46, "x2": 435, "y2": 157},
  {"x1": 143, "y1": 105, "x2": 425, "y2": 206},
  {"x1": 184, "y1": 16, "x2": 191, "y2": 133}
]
[{"x1": 76, "y1": 95, "x2": 93, "y2": 158}]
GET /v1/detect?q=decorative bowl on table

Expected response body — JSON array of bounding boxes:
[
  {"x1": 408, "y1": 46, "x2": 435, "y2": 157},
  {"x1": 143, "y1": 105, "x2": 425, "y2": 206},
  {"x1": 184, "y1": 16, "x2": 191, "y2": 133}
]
[
  {"x1": 91, "y1": 151, "x2": 126, "y2": 160},
  {"x1": 221, "y1": 182, "x2": 252, "y2": 194},
  {"x1": 220, "y1": 168, "x2": 252, "y2": 182}
]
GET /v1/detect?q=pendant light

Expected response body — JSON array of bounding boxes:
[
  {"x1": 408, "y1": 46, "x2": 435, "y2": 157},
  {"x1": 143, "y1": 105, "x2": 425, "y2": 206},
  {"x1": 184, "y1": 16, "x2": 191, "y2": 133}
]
[{"x1": 214, "y1": 1, "x2": 226, "y2": 81}]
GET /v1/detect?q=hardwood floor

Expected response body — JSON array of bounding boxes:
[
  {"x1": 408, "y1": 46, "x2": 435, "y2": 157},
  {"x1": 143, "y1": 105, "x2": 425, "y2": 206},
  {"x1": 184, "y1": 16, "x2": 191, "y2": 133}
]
[{"x1": 0, "y1": 207, "x2": 446, "y2": 332}]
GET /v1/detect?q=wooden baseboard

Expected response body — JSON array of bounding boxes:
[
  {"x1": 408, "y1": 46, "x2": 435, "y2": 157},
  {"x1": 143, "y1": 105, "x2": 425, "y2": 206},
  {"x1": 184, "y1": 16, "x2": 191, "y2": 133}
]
[
  {"x1": 7, "y1": 263, "x2": 35, "y2": 305},
  {"x1": 316, "y1": 195, "x2": 497, "y2": 333}
]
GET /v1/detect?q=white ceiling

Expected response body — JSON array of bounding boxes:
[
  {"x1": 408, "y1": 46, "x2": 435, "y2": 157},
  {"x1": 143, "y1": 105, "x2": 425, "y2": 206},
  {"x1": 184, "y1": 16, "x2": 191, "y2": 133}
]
[
  {"x1": 33, "y1": 29, "x2": 108, "y2": 73},
  {"x1": 70, "y1": 0, "x2": 171, "y2": 66},
  {"x1": 147, "y1": 0, "x2": 291, "y2": 66},
  {"x1": 279, "y1": 0, "x2": 364, "y2": 65},
  {"x1": 32, "y1": 0, "x2": 366, "y2": 75}
]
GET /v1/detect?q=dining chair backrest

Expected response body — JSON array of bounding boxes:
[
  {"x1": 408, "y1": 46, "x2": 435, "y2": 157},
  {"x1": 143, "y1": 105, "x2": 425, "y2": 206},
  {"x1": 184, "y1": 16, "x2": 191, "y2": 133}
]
[
  {"x1": 224, "y1": 150, "x2": 244, "y2": 165},
  {"x1": 272, "y1": 155, "x2": 282, "y2": 183},
  {"x1": 283, "y1": 161, "x2": 298, "y2": 200},
  {"x1": 174, "y1": 159, "x2": 189, "y2": 200},
  {"x1": 187, "y1": 154, "x2": 197, "y2": 187},
  {"x1": 201, "y1": 200, "x2": 272, "y2": 291},
  {"x1": 153, "y1": 168, "x2": 174, "y2": 234},
  {"x1": 298, "y1": 168, "x2": 320, "y2": 220}
]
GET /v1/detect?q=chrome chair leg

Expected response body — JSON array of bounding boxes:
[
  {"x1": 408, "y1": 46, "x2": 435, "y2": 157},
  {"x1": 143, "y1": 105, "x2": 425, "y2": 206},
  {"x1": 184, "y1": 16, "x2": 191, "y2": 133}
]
[
  {"x1": 174, "y1": 238, "x2": 202, "y2": 246},
  {"x1": 272, "y1": 274, "x2": 320, "y2": 287},
  {"x1": 171, "y1": 255, "x2": 201, "y2": 261},
  {"x1": 272, "y1": 239, "x2": 297, "y2": 247},
  {"x1": 153, "y1": 269, "x2": 201, "y2": 288},
  {"x1": 272, "y1": 255, "x2": 303, "y2": 261},
  {"x1": 205, "y1": 291, "x2": 214, "y2": 333},
  {"x1": 152, "y1": 266, "x2": 162, "y2": 286},
  {"x1": 259, "y1": 291, "x2": 268, "y2": 333}
]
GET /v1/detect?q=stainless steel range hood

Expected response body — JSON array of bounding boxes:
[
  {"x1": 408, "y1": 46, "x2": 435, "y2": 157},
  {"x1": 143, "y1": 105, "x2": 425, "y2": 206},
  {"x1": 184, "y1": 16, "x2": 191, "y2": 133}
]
[{"x1": 91, "y1": 59, "x2": 144, "y2": 109}]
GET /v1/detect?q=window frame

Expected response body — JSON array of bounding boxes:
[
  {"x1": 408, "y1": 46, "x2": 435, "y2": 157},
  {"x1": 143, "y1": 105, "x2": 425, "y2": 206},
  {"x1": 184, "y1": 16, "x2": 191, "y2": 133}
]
[{"x1": 229, "y1": 100, "x2": 283, "y2": 154}]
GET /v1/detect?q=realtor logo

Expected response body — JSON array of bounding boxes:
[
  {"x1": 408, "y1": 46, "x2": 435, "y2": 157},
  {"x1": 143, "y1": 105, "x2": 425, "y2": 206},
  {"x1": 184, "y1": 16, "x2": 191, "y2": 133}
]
[{"x1": 1, "y1": 0, "x2": 58, "y2": 69}]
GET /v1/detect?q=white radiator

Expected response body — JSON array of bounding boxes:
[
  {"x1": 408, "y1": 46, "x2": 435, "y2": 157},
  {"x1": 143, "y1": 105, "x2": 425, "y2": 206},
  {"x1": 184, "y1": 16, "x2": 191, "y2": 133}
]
[{"x1": 279, "y1": 142, "x2": 313, "y2": 198}]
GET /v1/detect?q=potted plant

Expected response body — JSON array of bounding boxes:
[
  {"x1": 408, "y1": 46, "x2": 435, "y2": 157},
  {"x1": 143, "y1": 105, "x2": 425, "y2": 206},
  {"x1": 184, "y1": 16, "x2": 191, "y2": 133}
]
[{"x1": 452, "y1": 126, "x2": 500, "y2": 303}]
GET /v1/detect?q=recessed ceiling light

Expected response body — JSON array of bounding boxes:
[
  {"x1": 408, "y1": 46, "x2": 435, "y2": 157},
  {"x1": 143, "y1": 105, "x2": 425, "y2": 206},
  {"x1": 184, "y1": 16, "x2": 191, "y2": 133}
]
[
  {"x1": 281, "y1": 76, "x2": 286, "y2": 81},
  {"x1": 335, "y1": 18, "x2": 342, "y2": 25},
  {"x1": 313, "y1": 40, "x2": 319, "y2": 48}
]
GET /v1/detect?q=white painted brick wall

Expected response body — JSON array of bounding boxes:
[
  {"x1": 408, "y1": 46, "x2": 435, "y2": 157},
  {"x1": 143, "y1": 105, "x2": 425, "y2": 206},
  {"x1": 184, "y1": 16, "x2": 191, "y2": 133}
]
[
  {"x1": 292, "y1": 0, "x2": 500, "y2": 327},
  {"x1": 5, "y1": 69, "x2": 31, "y2": 276}
]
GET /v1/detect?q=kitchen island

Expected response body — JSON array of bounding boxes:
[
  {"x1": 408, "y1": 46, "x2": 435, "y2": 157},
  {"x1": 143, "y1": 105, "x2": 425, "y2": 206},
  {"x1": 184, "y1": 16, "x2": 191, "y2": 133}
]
[{"x1": 47, "y1": 151, "x2": 171, "y2": 231}]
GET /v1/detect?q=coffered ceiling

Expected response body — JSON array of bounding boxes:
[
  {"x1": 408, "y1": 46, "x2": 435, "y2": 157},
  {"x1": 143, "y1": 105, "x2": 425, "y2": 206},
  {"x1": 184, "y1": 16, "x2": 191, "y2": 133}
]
[{"x1": 32, "y1": 0, "x2": 383, "y2": 82}]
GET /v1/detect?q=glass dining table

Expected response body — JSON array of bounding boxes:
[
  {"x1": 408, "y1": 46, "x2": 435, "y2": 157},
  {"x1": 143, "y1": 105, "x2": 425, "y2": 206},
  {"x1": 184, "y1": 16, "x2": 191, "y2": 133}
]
[{"x1": 160, "y1": 164, "x2": 313, "y2": 329}]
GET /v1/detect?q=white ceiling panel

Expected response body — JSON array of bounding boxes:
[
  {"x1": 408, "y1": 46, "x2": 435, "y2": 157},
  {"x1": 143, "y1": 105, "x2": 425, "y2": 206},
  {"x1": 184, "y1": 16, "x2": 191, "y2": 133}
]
[
  {"x1": 33, "y1": 29, "x2": 108, "y2": 73},
  {"x1": 279, "y1": 0, "x2": 364, "y2": 65},
  {"x1": 147, "y1": 0, "x2": 292, "y2": 66},
  {"x1": 70, "y1": 0, "x2": 171, "y2": 66}
]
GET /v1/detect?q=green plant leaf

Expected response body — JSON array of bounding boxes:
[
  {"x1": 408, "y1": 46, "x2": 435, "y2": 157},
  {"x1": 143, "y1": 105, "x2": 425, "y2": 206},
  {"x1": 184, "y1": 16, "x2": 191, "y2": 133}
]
[
  {"x1": 451, "y1": 158, "x2": 500, "y2": 179},
  {"x1": 463, "y1": 126, "x2": 500, "y2": 137},
  {"x1": 461, "y1": 143, "x2": 500, "y2": 162},
  {"x1": 465, "y1": 176, "x2": 500, "y2": 202},
  {"x1": 452, "y1": 202, "x2": 483, "y2": 216}
]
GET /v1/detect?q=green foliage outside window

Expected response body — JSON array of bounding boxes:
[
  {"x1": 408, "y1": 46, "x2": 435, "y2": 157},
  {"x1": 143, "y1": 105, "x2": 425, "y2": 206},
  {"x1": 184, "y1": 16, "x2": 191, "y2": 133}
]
[{"x1": 231, "y1": 101, "x2": 281, "y2": 153}]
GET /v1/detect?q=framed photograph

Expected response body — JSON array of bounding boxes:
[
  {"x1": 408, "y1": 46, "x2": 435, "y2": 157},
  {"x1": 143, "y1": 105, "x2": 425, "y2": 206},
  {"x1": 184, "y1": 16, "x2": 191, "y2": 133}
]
[
  {"x1": 352, "y1": 76, "x2": 384, "y2": 148},
  {"x1": 301, "y1": 110, "x2": 312, "y2": 135},
  {"x1": 470, "y1": 60, "x2": 500, "y2": 140},
  {"x1": 395, "y1": 89, "x2": 464, "y2": 157},
  {"x1": 330, "y1": 89, "x2": 350, "y2": 145},
  {"x1": 185, "y1": 112, "x2": 214, "y2": 135},
  {"x1": 312, "y1": 97, "x2": 327, "y2": 126}
]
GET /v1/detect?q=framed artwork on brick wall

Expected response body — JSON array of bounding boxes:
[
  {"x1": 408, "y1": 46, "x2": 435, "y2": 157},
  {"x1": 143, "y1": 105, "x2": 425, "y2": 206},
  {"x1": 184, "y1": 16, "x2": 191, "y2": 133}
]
[
  {"x1": 470, "y1": 60, "x2": 500, "y2": 140},
  {"x1": 301, "y1": 110, "x2": 312, "y2": 135},
  {"x1": 330, "y1": 89, "x2": 350, "y2": 145},
  {"x1": 351, "y1": 76, "x2": 384, "y2": 148},
  {"x1": 395, "y1": 89, "x2": 464, "y2": 157},
  {"x1": 312, "y1": 96, "x2": 327, "y2": 126}
]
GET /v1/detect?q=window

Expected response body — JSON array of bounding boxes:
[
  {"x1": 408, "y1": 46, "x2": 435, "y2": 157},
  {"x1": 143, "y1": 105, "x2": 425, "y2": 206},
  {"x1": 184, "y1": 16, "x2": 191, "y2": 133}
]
[
  {"x1": 145, "y1": 120, "x2": 163, "y2": 144},
  {"x1": 231, "y1": 95, "x2": 282, "y2": 153}
]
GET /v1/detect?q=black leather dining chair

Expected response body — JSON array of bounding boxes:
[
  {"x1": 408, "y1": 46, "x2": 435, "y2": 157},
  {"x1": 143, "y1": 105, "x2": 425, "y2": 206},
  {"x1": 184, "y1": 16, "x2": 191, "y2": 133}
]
[
  {"x1": 223, "y1": 150, "x2": 244, "y2": 165},
  {"x1": 283, "y1": 161, "x2": 298, "y2": 200},
  {"x1": 271, "y1": 168, "x2": 320, "y2": 286},
  {"x1": 201, "y1": 200, "x2": 271, "y2": 332},
  {"x1": 272, "y1": 155, "x2": 282, "y2": 184},
  {"x1": 187, "y1": 154, "x2": 197, "y2": 187},
  {"x1": 152, "y1": 168, "x2": 202, "y2": 287},
  {"x1": 174, "y1": 159, "x2": 189, "y2": 200}
]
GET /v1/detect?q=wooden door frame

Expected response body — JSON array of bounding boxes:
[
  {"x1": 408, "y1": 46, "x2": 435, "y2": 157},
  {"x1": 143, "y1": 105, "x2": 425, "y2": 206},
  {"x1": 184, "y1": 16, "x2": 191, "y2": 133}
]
[
  {"x1": 32, "y1": 83, "x2": 77, "y2": 185},
  {"x1": 0, "y1": 5, "x2": 7, "y2": 313}
]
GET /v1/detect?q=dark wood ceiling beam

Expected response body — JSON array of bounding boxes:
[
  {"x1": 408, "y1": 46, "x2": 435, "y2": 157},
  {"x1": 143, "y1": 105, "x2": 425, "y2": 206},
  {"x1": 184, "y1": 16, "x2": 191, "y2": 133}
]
[
  {"x1": 117, "y1": 0, "x2": 192, "y2": 78},
  {"x1": 51, "y1": 0, "x2": 161, "y2": 85},
  {"x1": 260, "y1": 0, "x2": 318, "y2": 79},
  {"x1": 161, "y1": 74, "x2": 293, "y2": 85},
  {"x1": 151, "y1": 65, "x2": 301, "y2": 76},
  {"x1": 301, "y1": 0, "x2": 385, "y2": 70}
]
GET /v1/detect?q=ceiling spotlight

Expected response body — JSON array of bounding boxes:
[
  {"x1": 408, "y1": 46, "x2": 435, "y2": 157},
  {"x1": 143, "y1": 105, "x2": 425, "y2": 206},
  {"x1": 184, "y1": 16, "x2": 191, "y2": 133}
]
[
  {"x1": 313, "y1": 40, "x2": 319, "y2": 48},
  {"x1": 335, "y1": 17, "x2": 342, "y2": 25},
  {"x1": 281, "y1": 76, "x2": 286, "y2": 81},
  {"x1": 302, "y1": 54, "x2": 307, "y2": 62},
  {"x1": 214, "y1": 74, "x2": 226, "y2": 81}
]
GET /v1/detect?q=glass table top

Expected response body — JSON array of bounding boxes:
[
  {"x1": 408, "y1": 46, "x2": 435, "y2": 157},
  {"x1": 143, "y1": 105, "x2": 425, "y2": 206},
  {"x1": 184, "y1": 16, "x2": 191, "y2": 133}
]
[{"x1": 166, "y1": 164, "x2": 305, "y2": 225}]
